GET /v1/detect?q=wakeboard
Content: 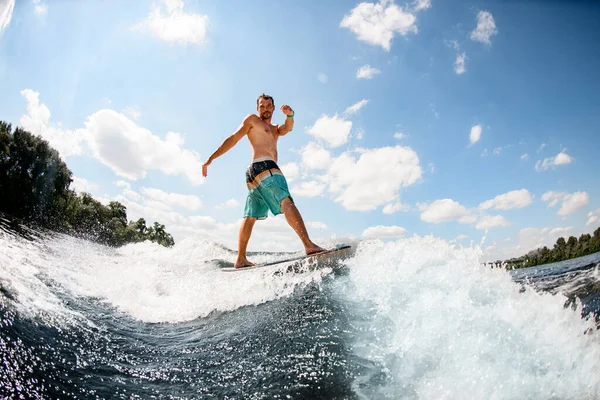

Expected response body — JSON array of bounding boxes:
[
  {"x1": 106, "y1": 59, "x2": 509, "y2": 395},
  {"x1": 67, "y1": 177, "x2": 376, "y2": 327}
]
[{"x1": 219, "y1": 244, "x2": 352, "y2": 272}]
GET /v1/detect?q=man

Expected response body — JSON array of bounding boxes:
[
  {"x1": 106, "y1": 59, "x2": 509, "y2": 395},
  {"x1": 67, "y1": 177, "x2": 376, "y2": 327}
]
[{"x1": 202, "y1": 93, "x2": 325, "y2": 268}]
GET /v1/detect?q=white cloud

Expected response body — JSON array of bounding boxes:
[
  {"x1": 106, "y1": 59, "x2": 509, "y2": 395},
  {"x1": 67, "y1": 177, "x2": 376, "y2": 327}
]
[
  {"x1": 455, "y1": 234, "x2": 468, "y2": 241},
  {"x1": 412, "y1": 0, "x2": 431, "y2": 11},
  {"x1": 479, "y1": 189, "x2": 534, "y2": 210},
  {"x1": 215, "y1": 199, "x2": 239, "y2": 209},
  {"x1": 324, "y1": 146, "x2": 422, "y2": 211},
  {"x1": 306, "y1": 115, "x2": 352, "y2": 148},
  {"x1": 446, "y1": 39, "x2": 460, "y2": 51},
  {"x1": 0, "y1": 0, "x2": 14, "y2": 34},
  {"x1": 542, "y1": 191, "x2": 589, "y2": 216},
  {"x1": 470, "y1": 11, "x2": 497, "y2": 45},
  {"x1": 344, "y1": 99, "x2": 369, "y2": 115},
  {"x1": 20, "y1": 89, "x2": 85, "y2": 158},
  {"x1": 291, "y1": 181, "x2": 326, "y2": 197},
  {"x1": 135, "y1": 0, "x2": 209, "y2": 45},
  {"x1": 475, "y1": 215, "x2": 511, "y2": 230},
  {"x1": 493, "y1": 147, "x2": 503, "y2": 155},
  {"x1": 71, "y1": 176, "x2": 99, "y2": 194},
  {"x1": 481, "y1": 148, "x2": 488, "y2": 157},
  {"x1": 140, "y1": 187, "x2": 201, "y2": 211},
  {"x1": 469, "y1": 124, "x2": 482, "y2": 144},
  {"x1": 419, "y1": 199, "x2": 476, "y2": 224},
  {"x1": 317, "y1": 73, "x2": 328, "y2": 83},
  {"x1": 535, "y1": 151, "x2": 573, "y2": 171},
  {"x1": 362, "y1": 225, "x2": 407, "y2": 238},
  {"x1": 357, "y1": 65, "x2": 381, "y2": 79},
  {"x1": 115, "y1": 180, "x2": 140, "y2": 200},
  {"x1": 300, "y1": 142, "x2": 332, "y2": 170},
  {"x1": 279, "y1": 162, "x2": 300, "y2": 182},
  {"x1": 587, "y1": 209, "x2": 600, "y2": 226},
  {"x1": 20, "y1": 89, "x2": 205, "y2": 185},
  {"x1": 340, "y1": 0, "x2": 419, "y2": 51},
  {"x1": 521, "y1": 153, "x2": 529, "y2": 161},
  {"x1": 382, "y1": 202, "x2": 410, "y2": 214},
  {"x1": 454, "y1": 52, "x2": 466, "y2": 74},
  {"x1": 394, "y1": 132, "x2": 407, "y2": 140},
  {"x1": 83, "y1": 110, "x2": 204, "y2": 184},
  {"x1": 33, "y1": 0, "x2": 47, "y2": 15}
]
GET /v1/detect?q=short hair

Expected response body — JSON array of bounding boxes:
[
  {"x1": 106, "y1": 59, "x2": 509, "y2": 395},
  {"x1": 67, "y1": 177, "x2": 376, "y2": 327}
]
[{"x1": 257, "y1": 93, "x2": 274, "y2": 107}]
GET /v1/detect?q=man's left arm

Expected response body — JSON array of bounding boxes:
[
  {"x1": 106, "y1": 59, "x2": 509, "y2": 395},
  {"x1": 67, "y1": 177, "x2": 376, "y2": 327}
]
[{"x1": 278, "y1": 104, "x2": 294, "y2": 136}]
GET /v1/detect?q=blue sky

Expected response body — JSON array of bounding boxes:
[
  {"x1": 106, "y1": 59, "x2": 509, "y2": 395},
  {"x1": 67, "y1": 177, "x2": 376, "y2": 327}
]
[{"x1": 1, "y1": 0, "x2": 599, "y2": 261}]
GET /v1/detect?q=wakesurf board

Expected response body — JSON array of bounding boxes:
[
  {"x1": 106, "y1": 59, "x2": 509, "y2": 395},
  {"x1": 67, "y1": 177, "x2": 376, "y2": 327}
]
[{"x1": 218, "y1": 244, "x2": 352, "y2": 272}]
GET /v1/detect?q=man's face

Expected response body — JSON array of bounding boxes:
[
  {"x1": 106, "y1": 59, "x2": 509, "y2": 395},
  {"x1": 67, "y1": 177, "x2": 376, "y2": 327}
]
[{"x1": 257, "y1": 98, "x2": 274, "y2": 120}]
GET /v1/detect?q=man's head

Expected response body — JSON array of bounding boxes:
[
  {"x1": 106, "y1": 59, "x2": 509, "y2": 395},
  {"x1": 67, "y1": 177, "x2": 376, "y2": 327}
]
[{"x1": 257, "y1": 93, "x2": 275, "y2": 120}]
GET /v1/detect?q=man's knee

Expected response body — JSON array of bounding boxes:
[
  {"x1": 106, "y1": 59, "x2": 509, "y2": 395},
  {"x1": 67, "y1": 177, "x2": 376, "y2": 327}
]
[{"x1": 280, "y1": 196, "x2": 294, "y2": 211}]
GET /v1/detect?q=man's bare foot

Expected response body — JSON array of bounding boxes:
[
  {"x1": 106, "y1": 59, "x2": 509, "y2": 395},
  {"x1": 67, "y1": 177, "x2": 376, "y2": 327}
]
[
  {"x1": 234, "y1": 258, "x2": 255, "y2": 269},
  {"x1": 305, "y1": 244, "x2": 326, "y2": 255}
]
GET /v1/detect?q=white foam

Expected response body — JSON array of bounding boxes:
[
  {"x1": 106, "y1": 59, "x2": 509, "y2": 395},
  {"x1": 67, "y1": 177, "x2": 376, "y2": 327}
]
[
  {"x1": 341, "y1": 235, "x2": 600, "y2": 398},
  {"x1": 1, "y1": 232, "x2": 342, "y2": 323}
]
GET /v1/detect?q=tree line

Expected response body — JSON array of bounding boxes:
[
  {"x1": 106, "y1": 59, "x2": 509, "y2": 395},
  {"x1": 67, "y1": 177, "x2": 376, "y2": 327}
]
[
  {"x1": 496, "y1": 227, "x2": 600, "y2": 269},
  {"x1": 0, "y1": 121, "x2": 174, "y2": 247}
]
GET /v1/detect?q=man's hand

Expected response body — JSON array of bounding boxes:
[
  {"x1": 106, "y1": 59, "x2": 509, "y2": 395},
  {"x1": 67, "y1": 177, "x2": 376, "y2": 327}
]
[
  {"x1": 202, "y1": 160, "x2": 211, "y2": 177},
  {"x1": 280, "y1": 104, "x2": 294, "y2": 117}
]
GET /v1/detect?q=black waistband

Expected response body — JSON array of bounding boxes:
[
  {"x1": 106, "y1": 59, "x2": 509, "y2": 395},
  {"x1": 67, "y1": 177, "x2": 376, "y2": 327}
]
[{"x1": 246, "y1": 159, "x2": 279, "y2": 183}]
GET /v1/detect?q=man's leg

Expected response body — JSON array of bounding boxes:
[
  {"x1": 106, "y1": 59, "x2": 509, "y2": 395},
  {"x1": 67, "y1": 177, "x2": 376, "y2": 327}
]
[
  {"x1": 280, "y1": 197, "x2": 325, "y2": 255},
  {"x1": 235, "y1": 217, "x2": 256, "y2": 268}
]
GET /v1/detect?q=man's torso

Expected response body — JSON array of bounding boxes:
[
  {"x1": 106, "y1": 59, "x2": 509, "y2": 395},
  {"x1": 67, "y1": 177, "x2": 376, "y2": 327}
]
[{"x1": 246, "y1": 115, "x2": 280, "y2": 162}]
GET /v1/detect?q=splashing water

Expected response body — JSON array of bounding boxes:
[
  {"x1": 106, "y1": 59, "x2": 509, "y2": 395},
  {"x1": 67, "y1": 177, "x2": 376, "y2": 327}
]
[{"x1": 1, "y1": 221, "x2": 599, "y2": 399}]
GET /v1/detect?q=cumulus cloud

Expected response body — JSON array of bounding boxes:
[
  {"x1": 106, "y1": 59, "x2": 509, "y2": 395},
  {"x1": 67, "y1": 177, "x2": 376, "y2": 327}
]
[
  {"x1": 140, "y1": 187, "x2": 202, "y2": 211},
  {"x1": 279, "y1": 162, "x2": 300, "y2": 182},
  {"x1": 340, "y1": 0, "x2": 422, "y2": 51},
  {"x1": 469, "y1": 124, "x2": 482, "y2": 145},
  {"x1": 541, "y1": 191, "x2": 589, "y2": 216},
  {"x1": 419, "y1": 199, "x2": 476, "y2": 224},
  {"x1": 535, "y1": 151, "x2": 573, "y2": 171},
  {"x1": 20, "y1": 89, "x2": 85, "y2": 158},
  {"x1": 20, "y1": 89, "x2": 205, "y2": 185},
  {"x1": 475, "y1": 215, "x2": 511, "y2": 230},
  {"x1": 323, "y1": 146, "x2": 421, "y2": 211},
  {"x1": 306, "y1": 115, "x2": 353, "y2": 148},
  {"x1": 134, "y1": 0, "x2": 209, "y2": 45},
  {"x1": 362, "y1": 225, "x2": 407, "y2": 238},
  {"x1": 215, "y1": 199, "x2": 239, "y2": 209},
  {"x1": 412, "y1": 0, "x2": 431, "y2": 11},
  {"x1": 300, "y1": 142, "x2": 332, "y2": 170},
  {"x1": 71, "y1": 176, "x2": 99, "y2": 194},
  {"x1": 470, "y1": 11, "x2": 497, "y2": 45},
  {"x1": 291, "y1": 181, "x2": 326, "y2": 197},
  {"x1": 587, "y1": 209, "x2": 600, "y2": 226},
  {"x1": 357, "y1": 65, "x2": 381, "y2": 79},
  {"x1": 382, "y1": 202, "x2": 410, "y2": 214},
  {"x1": 479, "y1": 189, "x2": 534, "y2": 210}
]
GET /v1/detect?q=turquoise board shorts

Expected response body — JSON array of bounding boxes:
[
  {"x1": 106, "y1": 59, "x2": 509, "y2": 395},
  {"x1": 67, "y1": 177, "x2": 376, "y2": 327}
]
[{"x1": 244, "y1": 157, "x2": 294, "y2": 219}]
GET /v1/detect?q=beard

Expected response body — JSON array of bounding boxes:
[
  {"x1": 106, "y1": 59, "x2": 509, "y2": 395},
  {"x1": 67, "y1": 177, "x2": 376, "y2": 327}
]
[{"x1": 260, "y1": 111, "x2": 272, "y2": 120}]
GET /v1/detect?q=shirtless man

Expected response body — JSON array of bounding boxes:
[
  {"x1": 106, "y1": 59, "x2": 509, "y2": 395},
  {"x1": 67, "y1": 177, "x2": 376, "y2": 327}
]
[{"x1": 202, "y1": 93, "x2": 325, "y2": 268}]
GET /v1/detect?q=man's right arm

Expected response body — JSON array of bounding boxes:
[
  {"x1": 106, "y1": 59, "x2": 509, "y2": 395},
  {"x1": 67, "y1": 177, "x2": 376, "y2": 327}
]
[{"x1": 202, "y1": 115, "x2": 253, "y2": 177}]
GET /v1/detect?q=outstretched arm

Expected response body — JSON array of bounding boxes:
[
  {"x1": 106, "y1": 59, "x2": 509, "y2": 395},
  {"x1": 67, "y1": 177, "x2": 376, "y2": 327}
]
[
  {"x1": 202, "y1": 115, "x2": 252, "y2": 177},
  {"x1": 277, "y1": 104, "x2": 294, "y2": 136}
]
